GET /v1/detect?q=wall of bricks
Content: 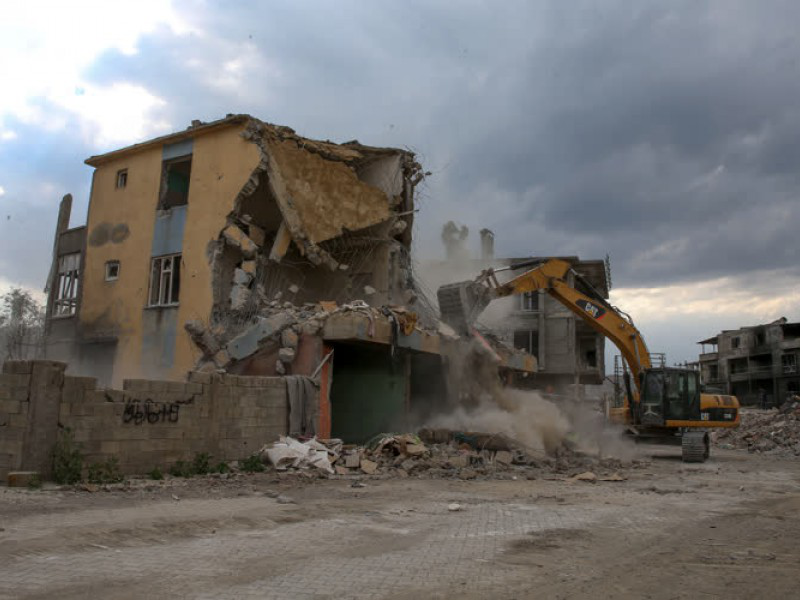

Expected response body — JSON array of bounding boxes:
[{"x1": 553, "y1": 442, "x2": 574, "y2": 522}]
[{"x1": 0, "y1": 360, "x2": 288, "y2": 479}]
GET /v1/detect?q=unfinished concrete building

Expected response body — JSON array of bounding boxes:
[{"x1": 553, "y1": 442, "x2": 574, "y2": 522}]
[
  {"x1": 697, "y1": 318, "x2": 800, "y2": 406},
  {"x1": 420, "y1": 228, "x2": 610, "y2": 395},
  {"x1": 43, "y1": 115, "x2": 536, "y2": 442}
]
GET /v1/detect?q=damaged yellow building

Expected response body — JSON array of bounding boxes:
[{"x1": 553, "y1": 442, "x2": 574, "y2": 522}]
[
  {"x1": 44, "y1": 115, "x2": 536, "y2": 441},
  {"x1": 45, "y1": 116, "x2": 422, "y2": 382}
]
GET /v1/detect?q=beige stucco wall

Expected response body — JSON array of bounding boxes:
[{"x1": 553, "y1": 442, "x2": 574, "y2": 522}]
[{"x1": 81, "y1": 123, "x2": 260, "y2": 386}]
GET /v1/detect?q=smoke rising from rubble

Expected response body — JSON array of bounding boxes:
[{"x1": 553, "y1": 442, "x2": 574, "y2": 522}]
[
  {"x1": 426, "y1": 391, "x2": 569, "y2": 454},
  {"x1": 422, "y1": 331, "x2": 639, "y2": 460}
]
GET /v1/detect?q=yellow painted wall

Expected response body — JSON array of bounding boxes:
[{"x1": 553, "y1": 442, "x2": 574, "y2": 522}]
[
  {"x1": 81, "y1": 123, "x2": 261, "y2": 386},
  {"x1": 172, "y1": 126, "x2": 261, "y2": 378},
  {"x1": 81, "y1": 146, "x2": 162, "y2": 385}
]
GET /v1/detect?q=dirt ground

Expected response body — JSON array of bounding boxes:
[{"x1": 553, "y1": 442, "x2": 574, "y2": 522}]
[{"x1": 1, "y1": 446, "x2": 798, "y2": 600}]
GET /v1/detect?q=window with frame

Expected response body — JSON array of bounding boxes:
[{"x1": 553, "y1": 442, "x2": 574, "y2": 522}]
[
  {"x1": 519, "y1": 291, "x2": 539, "y2": 311},
  {"x1": 148, "y1": 254, "x2": 181, "y2": 307},
  {"x1": 105, "y1": 260, "x2": 120, "y2": 281},
  {"x1": 731, "y1": 336, "x2": 741, "y2": 349},
  {"x1": 513, "y1": 329, "x2": 539, "y2": 358},
  {"x1": 116, "y1": 169, "x2": 128, "y2": 189},
  {"x1": 782, "y1": 354, "x2": 797, "y2": 374},
  {"x1": 54, "y1": 253, "x2": 80, "y2": 316},
  {"x1": 158, "y1": 157, "x2": 191, "y2": 209}
]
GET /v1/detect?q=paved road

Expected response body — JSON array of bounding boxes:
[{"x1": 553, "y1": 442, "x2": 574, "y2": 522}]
[{"x1": 1, "y1": 449, "x2": 798, "y2": 599}]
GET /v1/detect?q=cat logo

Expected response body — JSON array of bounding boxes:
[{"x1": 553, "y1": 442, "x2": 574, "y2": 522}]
[{"x1": 575, "y1": 299, "x2": 606, "y2": 320}]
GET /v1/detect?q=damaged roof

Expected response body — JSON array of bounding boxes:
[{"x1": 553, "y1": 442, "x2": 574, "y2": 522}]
[{"x1": 84, "y1": 114, "x2": 416, "y2": 167}]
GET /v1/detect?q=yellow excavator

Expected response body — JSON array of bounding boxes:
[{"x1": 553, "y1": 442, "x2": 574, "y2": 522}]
[{"x1": 437, "y1": 258, "x2": 740, "y2": 462}]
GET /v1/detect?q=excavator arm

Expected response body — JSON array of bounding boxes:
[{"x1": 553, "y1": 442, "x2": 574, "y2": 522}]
[{"x1": 437, "y1": 258, "x2": 651, "y2": 394}]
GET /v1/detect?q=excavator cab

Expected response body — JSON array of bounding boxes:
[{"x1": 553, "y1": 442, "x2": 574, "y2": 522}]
[{"x1": 637, "y1": 368, "x2": 702, "y2": 426}]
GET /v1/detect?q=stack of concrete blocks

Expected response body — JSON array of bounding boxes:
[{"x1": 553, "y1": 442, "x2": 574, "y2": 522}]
[
  {"x1": 0, "y1": 360, "x2": 290, "y2": 480},
  {"x1": 0, "y1": 361, "x2": 35, "y2": 478}
]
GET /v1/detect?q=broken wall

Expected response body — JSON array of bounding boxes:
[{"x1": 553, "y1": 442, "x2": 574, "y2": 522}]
[
  {"x1": 195, "y1": 120, "x2": 423, "y2": 371},
  {"x1": 0, "y1": 360, "x2": 288, "y2": 479}
]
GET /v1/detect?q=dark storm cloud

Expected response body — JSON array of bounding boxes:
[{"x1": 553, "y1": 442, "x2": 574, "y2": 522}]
[{"x1": 3, "y1": 0, "x2": 799, "y2": 292}]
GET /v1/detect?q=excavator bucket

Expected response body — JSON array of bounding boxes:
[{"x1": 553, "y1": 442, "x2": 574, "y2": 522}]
[{"x1": 437, "y1": 280, "x2": 493, "y2": 336}]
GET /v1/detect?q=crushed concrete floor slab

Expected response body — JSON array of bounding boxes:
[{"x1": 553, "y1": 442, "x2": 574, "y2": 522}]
[{"x1": 1, "y1": 448, "x2": 799, "y2": 599}]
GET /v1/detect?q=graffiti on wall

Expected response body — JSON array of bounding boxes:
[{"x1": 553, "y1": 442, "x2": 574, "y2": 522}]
[
  {"x1": 122, "y1": 399, "x2": 181, "y2": 425},
  {"x1": 110, "y1": 392, "x2": 194, "y2": 425}
]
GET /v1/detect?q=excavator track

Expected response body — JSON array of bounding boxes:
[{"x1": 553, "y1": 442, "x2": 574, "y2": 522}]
[{"x1": 681, "y1": 431, "x2": 710, "y2": 463}]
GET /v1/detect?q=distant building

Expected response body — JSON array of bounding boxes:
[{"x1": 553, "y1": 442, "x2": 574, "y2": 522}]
[
  {"x1": 697, "y1": 318, "x2": 800, "y2": 405},
  {"x1": 420, "y1": 252, "x2": 610, "y2": 393}
]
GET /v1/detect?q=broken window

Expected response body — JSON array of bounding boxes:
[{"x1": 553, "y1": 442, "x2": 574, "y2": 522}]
[
  {"x1": 53, "y1": 252, "x2": 80, "y2": 316},
  {"x1": 782, "y1": 354, "x2": 797, "y2": 374},
  {"x1": 148, "y1": 254, "x2": 181, "y2": 307},
  {"x1": 513, "y1": 330, "x2": 539, "y2": 358},
  {"x1": 519, "y1": 291, "x2": 539, "y2": 311},
  {"x1": 158, "y1": 157, "x2": 192, "y2": 209},
  {"x1": 105, "y1": 260, "x2": 120, "y2": 281},
  {"x1": 116, "y1": 169, "x2": 128, "y2": 189}
]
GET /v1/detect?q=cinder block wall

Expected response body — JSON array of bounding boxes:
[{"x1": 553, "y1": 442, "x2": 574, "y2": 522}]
[{"x1": 0, "y1": 360, "x2": 288, "y2": 479}]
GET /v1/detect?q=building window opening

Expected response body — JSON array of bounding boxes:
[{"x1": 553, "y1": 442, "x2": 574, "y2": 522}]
[
  {"x1": 159, "y1": 157, "x2": 192, "y2": 209},
  {"x1": 105, "y1": 260, "x2": 120, "y2": 281},
  {"x1": 149, "y1": 254, "x2": 181, "y2": 307},
  {"x1": 782, "y1": 354, "x2": 797, "y2": 374},
  {"x1": 54, "y1": 252, "x2": 80, "y2": 316},
  {"x1": 116, "y1": 169, "x2": 128, "y2": 189},
  {"x1": 513, "y1": 329, "x2": 539, "y2": 358},
  {"x1": 731, "y1": 336, "x2": 741, "y2": 349},
  {"x1": 519, "y1": 291, "x2": 539, "y2": 311}
]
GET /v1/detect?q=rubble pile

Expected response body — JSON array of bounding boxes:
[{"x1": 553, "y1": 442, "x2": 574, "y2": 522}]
[
  {"x1": 714, "y1": 401, "x2": 800, "y2": 456},
  {"x1": 259, "y1": 429, "x2": 642, "y2": 481},
  {"x1": 187, "y1": 299, "x2": 423, "y2": 373}
]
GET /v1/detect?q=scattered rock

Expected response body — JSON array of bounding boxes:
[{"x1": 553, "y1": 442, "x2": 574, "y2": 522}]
[
  {"x1": 360, "y1": 459, "x2": 379, "y2": 475},
  {"x1": 447, "y1": 503, "x2": 463, "y2": 512},
  {"x1": 572, "y1": 472, "x2": 597, "y2": 483},
  {"x1": 494, "y1": 450, "x2": 513, "y2": 465},
  {"x1": 278, "y1": 347, "x2": 296, "y2": 364},
  {"x1": 281, "y1": 329, "x2": 299, "y2": 350}
]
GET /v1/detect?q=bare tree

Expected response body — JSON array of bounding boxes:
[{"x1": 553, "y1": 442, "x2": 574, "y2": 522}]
[{"x1": 0, "y1": 288, "x2": 44, "y2": 361}]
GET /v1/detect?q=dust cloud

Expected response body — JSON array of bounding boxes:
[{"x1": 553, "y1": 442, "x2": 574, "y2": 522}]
[{"x1": 424, "y1": 334, "x2": 638, "y2": 460}]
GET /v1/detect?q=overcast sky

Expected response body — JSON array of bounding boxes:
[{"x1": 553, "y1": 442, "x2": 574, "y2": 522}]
[{"x1": 1, "y1": 1, "x2": 798, "y2": 366}]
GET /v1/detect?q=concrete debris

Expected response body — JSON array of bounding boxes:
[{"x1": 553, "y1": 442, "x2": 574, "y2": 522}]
[
  {"x1": 222, "y1": 223, "x2": 259, "y2": 258},
  {"x1": 360, "y1": 459, "x2": 379, "y2": 475},
  {"x1": 241, "y1": 260, "x2": 257, "y2": 275},
  {"x1": 298, "y1": 429, "x2": 644, "y2": 482},
  {"x1": 280, "y1": 328, "x2": 299, "y2": 349},
  {"x1": 363, "y1": 285, "x2": 376, "y2": 296},
  {"x1": 714, "y1": 402, "x2": 800, "y2": 456},
  {"x1": 229, "y1": 284, "x2": 252, "y2": 310},
  {"x1": 260, "y1": 436, "x2": 342, "y2": 474},
  {"x1": 278, "y1": 347, "x2": 296, "y2": 364},
  {"x1": 184, "y1": 320, "x2": 221, "y2": 357},
  {"x1": 447, "y1": 503, "x2": 463, "y2": 512},
  {"x1": 233, "y1": 268, "x2": 252, "y2": 286}
]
